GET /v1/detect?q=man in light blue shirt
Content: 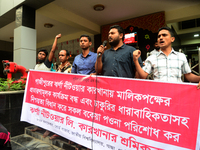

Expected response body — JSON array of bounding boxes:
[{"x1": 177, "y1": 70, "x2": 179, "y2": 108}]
[{"x1": 71, "y1": 34, "x2": 97, "y2": 75}]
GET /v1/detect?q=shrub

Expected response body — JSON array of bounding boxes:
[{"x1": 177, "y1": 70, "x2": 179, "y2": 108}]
[{"x1": 0, "y1": 78, "x2": 25, "y2": 91}]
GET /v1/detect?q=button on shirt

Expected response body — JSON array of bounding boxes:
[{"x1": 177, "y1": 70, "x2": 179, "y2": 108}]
[
  {"x1": 142, "y1": 49, "x2": 191, "y2": 82},
  {"x1": 71, "y1": 51, "x2": 97, "y2": 75},
  {"x1": 102, "y1": 44, "x2": 143, "y2": 78}
]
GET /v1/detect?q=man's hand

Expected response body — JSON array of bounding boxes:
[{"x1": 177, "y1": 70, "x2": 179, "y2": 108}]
[
  {"x1": 56, "y1": 34, "x2": 61, "y2": 39},
  {"x1": 197, "y1": 81, "x2": 200, "y2": 89},
  {"x1": 133, "y1": 50, "x2": 141, "y2": 62},
  {"x1": 97, "y1": 45, "x2": 106, "y2": 57},
  {"x1": 90, "y1": 72, "x2": 97, "y2": 76},
  {"x1": 25, "y1": 69, "x2": 30, "y2": 73}
]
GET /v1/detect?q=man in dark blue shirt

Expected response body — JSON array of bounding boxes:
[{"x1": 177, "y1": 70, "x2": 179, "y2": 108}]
[
  {"x1": 95, "y1": 25, "x2": 143, "y2": 78},
  {"x1": 71, "y1": 34, "x2": 97, "y2": 75}
]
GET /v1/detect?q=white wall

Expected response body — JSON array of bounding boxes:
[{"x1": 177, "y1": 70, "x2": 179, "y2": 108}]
[
  {"x1": 166, "y1": 4, "x2": 200, "y2": 23},
  {"x1": 0, "y1": 0, "x2": 25, "y2": 16}
]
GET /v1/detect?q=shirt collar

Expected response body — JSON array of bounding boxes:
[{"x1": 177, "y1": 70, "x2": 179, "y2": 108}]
[
  {"x1": 171, "y1": 48, "x2": 178, "y2": 55},
  {"x1": 111, "y1": 43, "x2": 126, "y2": 51},
  {"x1": 81, "y1": 51, "x2": 92, "y2": 57},
  {"x1": 156, "y1": 48, "x2": 177, "y2": 57}
]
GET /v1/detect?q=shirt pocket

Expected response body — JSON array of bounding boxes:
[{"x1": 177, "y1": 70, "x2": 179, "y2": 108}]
[{"x1": 115, "y1": 53, "x2": 132, "y2": 77}]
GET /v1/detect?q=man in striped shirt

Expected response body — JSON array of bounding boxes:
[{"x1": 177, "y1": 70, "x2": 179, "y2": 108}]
[{"x1": 133, "y1": 26, "x2": 200, "y2": 88}]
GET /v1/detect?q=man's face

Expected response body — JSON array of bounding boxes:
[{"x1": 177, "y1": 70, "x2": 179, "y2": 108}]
[
  {"x1": 154, "y1": 42, "x2": 160, "y2": 51},
  {"x1": 157, "y1": 29, "x2": 175, "y2": 49},
  {"x1": 79, "y1": 37, "x2": 91, "y2": 50},
  {"x1": 59, "y1": 50, "x2": 69, "y2": 63},
  {"x1": 108, "y1": 28, "x2": 122, "y2": 47},
  {"x1": 37, "y1": 51, "x2": 46, "y2": 63}
]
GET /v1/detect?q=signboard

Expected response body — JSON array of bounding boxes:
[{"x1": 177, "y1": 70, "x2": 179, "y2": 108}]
[{"x1": 124, "y1": 32, "x2": 137, "y2": 44}]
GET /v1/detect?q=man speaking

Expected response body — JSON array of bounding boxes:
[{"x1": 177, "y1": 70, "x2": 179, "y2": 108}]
[{"x1": 95, "y1": 25, "x2": 143, "y2": 78}]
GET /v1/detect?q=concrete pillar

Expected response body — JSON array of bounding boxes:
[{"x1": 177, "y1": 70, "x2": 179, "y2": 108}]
[{"x1": 14, "y1": 5, "x2": 36, "y2": 69}]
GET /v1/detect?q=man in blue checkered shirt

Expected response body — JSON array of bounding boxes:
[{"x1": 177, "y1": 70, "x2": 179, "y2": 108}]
[
  {"x1": 71, "y1": 34, "x2": 97, "y2": 75},
  {"x1": 133, "y1": 26, "x2": 200, "y2": 89}
]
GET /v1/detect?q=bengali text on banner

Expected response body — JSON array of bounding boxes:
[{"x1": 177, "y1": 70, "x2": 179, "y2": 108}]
[{"x1": 21, "y1": 70, "x2": 200, "y2": 150}]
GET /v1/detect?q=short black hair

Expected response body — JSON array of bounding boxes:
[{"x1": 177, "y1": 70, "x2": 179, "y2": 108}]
[
  {"x1": 158, "y1": 26, "x2": 175, "y2": 37},
  {"x1": 38, "y1": 49, "x2": 48, "y2": 57},
  {"x1": 80, "y1": 34, "x2": 92, "y2": 42},
  {"x1": 61, "y1": 49, "x2": 70, "y2": 56},
  {"x1": 110, "y1": 25, "x2": 125, "y2": 41}
]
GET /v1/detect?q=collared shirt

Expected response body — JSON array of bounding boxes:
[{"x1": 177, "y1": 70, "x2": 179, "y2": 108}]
[
  {"x1": 71, "y1": 51, "x2": 97, "y2": 75},
  {"x1": 57, "y1": 62, "x2": 72, "y2": 73},
  {"x1": 150, "y1": 49, "x2": 160, "y2": 55},
  {"x1": 102, "y1": 44, "x2": 143, "y2": 78},
  {"x1": 142, "y1": 49, "x2": 191, "y2": 82}
]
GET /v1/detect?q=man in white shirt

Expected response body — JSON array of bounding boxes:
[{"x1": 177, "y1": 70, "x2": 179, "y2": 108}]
[
  {"x1": 31, "y1": 34, "x2": 61, "y2": 137},
  {"x1": 34, "y1": 34, "x2": 61, "y2": 71},
  {"x1": 150, "y1": 41, "x2": 160, "y2": 55}
]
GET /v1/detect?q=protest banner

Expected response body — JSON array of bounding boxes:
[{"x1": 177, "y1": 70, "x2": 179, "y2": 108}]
[{"x1": 21, "y1": 70, "x2": 200, "y2": 150}]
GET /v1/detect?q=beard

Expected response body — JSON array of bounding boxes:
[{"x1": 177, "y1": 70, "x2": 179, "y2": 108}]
[
  {"x1": 155, "y1": 47, "x2": 160, "y2": 51},
  {"x1": 82, "y1": 47, "x2": 89, "y2": 51},
  {"x1": 109, "y1": 37, "x2": 120, "y2": 47},
  {"x1": 37, "y1": 58, "x2": 45, "y2": 63}
]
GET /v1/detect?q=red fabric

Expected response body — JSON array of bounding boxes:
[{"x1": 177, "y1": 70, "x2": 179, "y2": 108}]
[
  {"x1": 0, "y1": 132, "x2": 10, "y2": 145},
  {"x1": 22, "y1": 70, "x2": 200, "y2": 149}
]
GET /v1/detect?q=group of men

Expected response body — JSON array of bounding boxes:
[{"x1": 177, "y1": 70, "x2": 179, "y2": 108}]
[
  {"x1": 35, "y1": 34, "x2": 97, "y2": 75},
  {"x1": 35, "y1": 25, "x2": 200, "y2": 85},
  {"x1": 31, "y1": 25, "x2": 200, "y2": 149},
  {"x1": 32, "y1": 32, "x2": 97, "y2": 149},
  {"x1": 96, "y1": 25, "x2": 200, "y2": 88}
]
